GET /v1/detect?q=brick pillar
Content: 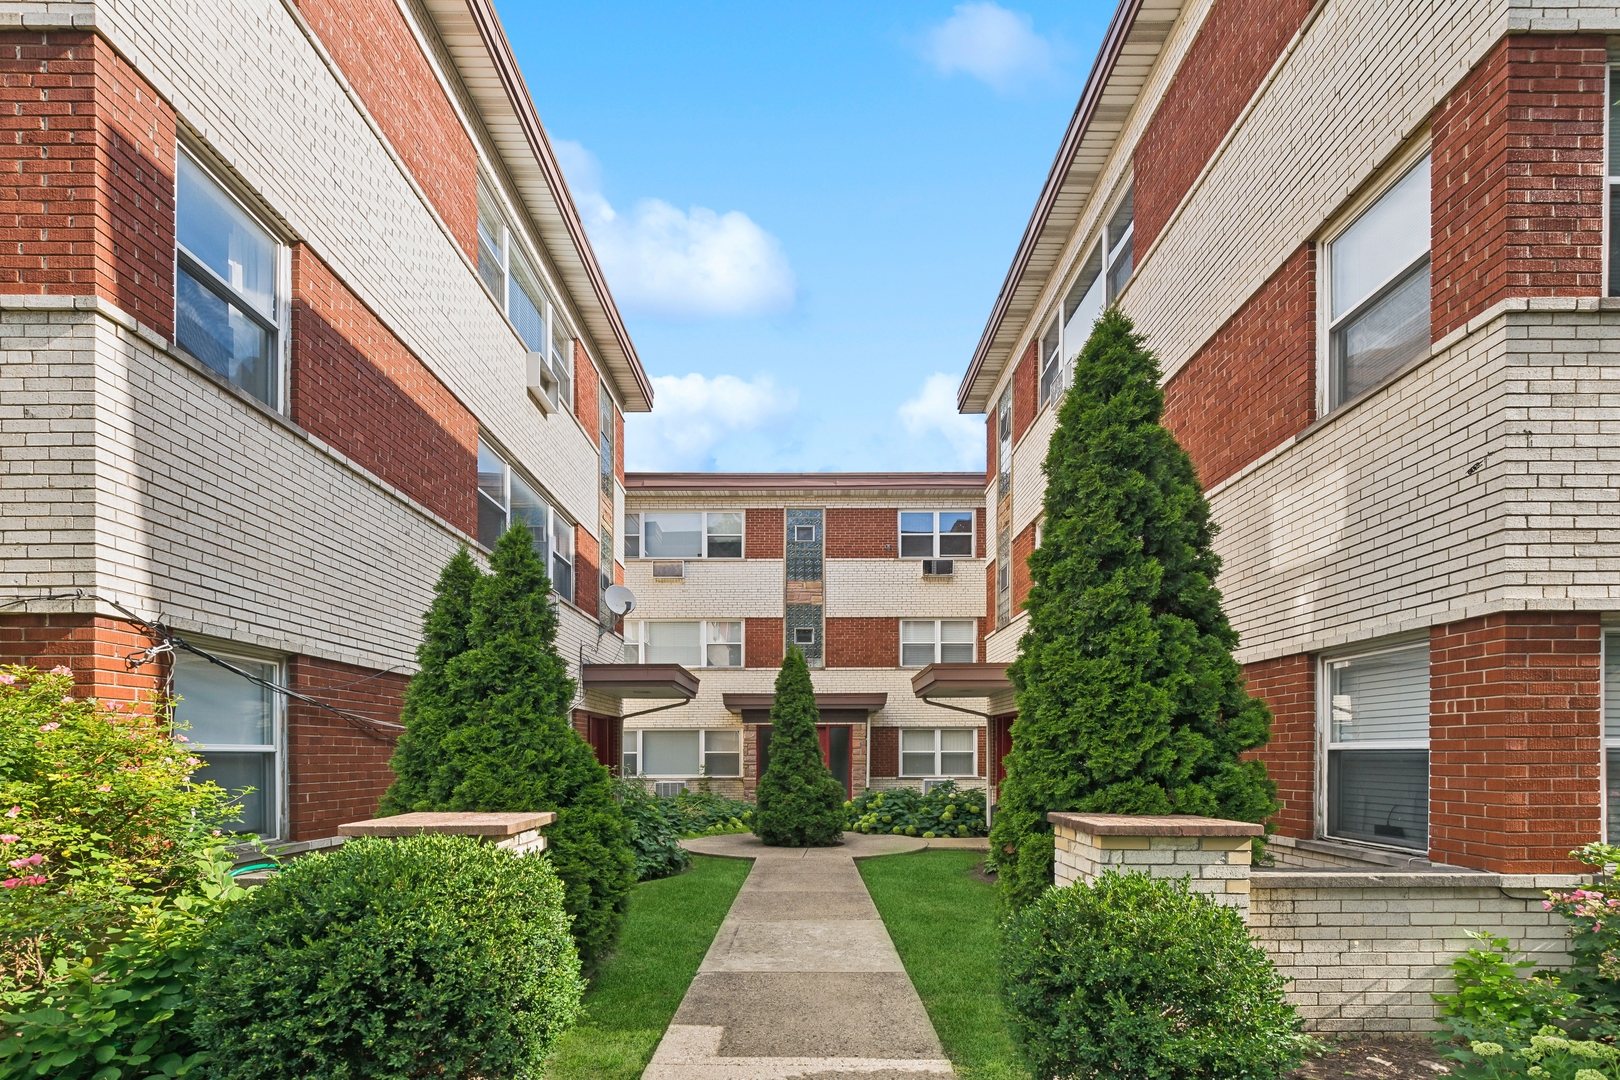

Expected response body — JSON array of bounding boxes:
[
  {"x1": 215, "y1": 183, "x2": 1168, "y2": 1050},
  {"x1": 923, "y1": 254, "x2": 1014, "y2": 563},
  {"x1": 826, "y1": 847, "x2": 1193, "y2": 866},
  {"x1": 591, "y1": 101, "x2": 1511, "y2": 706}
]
[
  {"x1": 1429, "y1": 613, "x2": 1603, "y2": 874},
  {"x1": 1048, "y1": 812, "x2": 1260, "y2": 918}
]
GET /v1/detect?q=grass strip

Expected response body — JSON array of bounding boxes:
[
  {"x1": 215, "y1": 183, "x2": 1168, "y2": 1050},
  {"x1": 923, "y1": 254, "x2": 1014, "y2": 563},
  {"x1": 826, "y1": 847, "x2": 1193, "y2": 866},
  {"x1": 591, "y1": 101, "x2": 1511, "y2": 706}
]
[
  {"x1": 545, "y1": 853, "x2": 751, "y2": 1080},
  {"x1": 859, "y1": 849, "x2": 1031, "y2": 1080}
]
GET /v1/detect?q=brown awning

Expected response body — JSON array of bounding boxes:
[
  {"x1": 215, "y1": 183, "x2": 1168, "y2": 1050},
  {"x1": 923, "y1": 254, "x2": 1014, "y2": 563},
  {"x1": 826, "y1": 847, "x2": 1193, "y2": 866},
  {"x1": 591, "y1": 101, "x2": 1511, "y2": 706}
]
[
  {"x1": 910, "y1": 663, "x2": 1011, "y2": 699},
  {"x1": 722, "y1": 692, "x2": 887, "y2": 714},
  {"x1": 581, "y1": 663, "x2": 699, "y2": 700}
]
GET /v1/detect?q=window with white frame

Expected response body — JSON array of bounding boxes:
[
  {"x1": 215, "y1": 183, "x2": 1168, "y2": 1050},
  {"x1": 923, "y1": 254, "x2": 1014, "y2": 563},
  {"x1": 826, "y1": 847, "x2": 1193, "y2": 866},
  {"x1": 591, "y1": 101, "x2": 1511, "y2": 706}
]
[
  {"x1": 900, "y1": 620, "x2": 976, "y2": 667},
  {"x1": 1104, "y1": 186, "x2": 1134, "y2": 301},
  {"x1": 599, "y1": 382, "x2": 615, "y2": 498},
  {"x1": 1062, "y1": 244, "x2": 1105, "y2": 373},
  {"x1": 901, "y1": 728, "x2": 976, "y2": 777},
  {"x1": 173, "y1": 648, "x2": 282, "y2": 840},
  {"x1": 634, "y1": 512, "x2": 744, "y2": 559},
  {"x1": 476, "y1": 440, "x2": 574, "y2": 601},
  {"x1": 1606, "y1": 632, "x2": 1620, "y2": 840},
  {"x1": 1326, "y1": 155, "x2": 1431, "y2": 409},
  {"x1": 996, "y1": 391, "x2": 1013, "y2": 499},
  {"x1": 622, "y1": 620, "x2": 744, "y2": 667},
  {"x1": 175, "y1": 150, "x2": 283, "y2": 408},
  {"x1": 899, "y1": 511, "x2": 975, "y2": 559},
  {"x1": 477, "y1": 186, "x2": 574, "y2": 411},
  {"x1": 1038, "y1": 316, "x2": 1062, "y2": 407},
  {"x1": 624, "y1": 513, "x2": 640, "y2": 559},
  {"x1": 622, "y1": 729, "x2": 741, "y2": 777},
  {"x1": 1323, "y1": 643, "x2": 1429, "y2": 851},
  {"x1": 996, "y1": 527, "x2": 1011, "y2": 627}
]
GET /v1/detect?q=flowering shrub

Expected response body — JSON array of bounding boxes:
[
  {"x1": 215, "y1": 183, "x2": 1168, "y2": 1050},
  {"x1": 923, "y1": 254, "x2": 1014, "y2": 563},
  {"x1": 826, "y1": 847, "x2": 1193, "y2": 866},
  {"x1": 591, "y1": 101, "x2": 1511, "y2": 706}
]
[
  {"x1": 0, "y1": 664, "x2": 238, "y2": 1001},
  {"x1": 1443, "y1": 1027, "x2": 1620, "y2": 1080},
  {"x1": 847, "y1": 781, "x2": 987, "y2": 838},
  {"x1": 1544, "y1": 843, "x2": 1620, "y2": 1021}
]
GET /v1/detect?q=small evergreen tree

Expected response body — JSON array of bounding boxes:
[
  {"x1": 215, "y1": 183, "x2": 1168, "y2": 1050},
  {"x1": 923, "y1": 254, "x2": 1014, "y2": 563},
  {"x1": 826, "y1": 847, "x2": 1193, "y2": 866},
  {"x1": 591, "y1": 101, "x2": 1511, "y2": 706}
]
[
  {"x1": 380, "y1": 528, "x2": 635, "y2": 964},
  {"x1": 990, "y1": 308, "x2": 1278, "y2": 908},
  {"x1": 753, "y1": 648, "x2": 845, "y2": 846}
]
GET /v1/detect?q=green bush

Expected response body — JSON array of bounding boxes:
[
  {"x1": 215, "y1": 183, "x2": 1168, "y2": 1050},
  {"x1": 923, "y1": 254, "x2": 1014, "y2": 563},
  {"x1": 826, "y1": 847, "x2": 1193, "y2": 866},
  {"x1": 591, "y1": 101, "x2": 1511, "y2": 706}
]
[
  {"x1": 846, "y1": 782, "x2": 986, "y2": 838},
  {"x1": 1437, "y1": 931, "x2": 1579, "y2": 1034},
  {"x1": 613, "y1": 780, "x2": 691, "y2": 881},
  {"x1": 990, "y1": 307, "x2": 1276, "y2": 908},
  {"x1": 753, "y1": 649, "x2": 845, "y2": 847},
  {"x1": 671, "y1": 790, "x2": 752, "y2": 837},
  {"x1": 190, "y1": 834, "x2": 582, "y2": 1080},
  {"x1": 1000, "y1": 871, "x2": 1311, "y2": 1080}
]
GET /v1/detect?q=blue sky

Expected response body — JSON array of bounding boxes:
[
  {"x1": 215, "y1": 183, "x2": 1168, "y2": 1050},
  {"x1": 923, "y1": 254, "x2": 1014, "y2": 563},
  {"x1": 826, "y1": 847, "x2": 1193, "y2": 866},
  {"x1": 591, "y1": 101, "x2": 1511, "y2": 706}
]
[{"x1": 497, "y1": 1, "x2": 1113, "y2": 473}]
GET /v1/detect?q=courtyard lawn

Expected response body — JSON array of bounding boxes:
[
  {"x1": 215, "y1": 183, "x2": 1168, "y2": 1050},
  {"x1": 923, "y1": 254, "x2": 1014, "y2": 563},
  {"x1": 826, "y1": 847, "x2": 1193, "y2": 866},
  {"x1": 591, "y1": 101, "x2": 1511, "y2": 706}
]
[
  {"x1": 858, "y1": 850, "x2": 1031, "y2": 1080},
  {"x1": 544, "y1": 854, "x2": 751, "y2": 1080}
]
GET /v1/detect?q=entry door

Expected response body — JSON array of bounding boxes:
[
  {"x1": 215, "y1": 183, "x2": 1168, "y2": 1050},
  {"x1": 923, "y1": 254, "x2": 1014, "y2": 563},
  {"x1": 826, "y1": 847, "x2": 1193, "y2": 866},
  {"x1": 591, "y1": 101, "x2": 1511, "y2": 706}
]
[{"x1": 756, "y1": 724, "x2": 852, "y2": 798}]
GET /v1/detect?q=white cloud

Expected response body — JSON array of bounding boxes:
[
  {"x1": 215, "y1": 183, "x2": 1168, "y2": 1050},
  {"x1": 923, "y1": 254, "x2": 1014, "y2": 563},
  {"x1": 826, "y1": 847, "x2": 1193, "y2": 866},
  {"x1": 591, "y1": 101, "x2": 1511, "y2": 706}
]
[
  {"x1": 626, "y1": 373, "x2": 800, "y2": 470},
  {"x1": 898, "y1": 373, "x2": 983, "y2": 469},
  {"x1": 554, "y1": 140, "x2": 796, "y2": 318},
  {"x1": 919, "y1": 2, "x2": 1057, "y2": 92}
]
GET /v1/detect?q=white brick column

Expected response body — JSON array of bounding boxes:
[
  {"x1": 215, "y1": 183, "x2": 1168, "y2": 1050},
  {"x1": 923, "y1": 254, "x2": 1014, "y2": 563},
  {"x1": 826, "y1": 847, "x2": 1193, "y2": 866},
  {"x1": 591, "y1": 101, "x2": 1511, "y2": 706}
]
[{"x1": 1048, "y1": 812, "x2": 1261, "y2": 918}]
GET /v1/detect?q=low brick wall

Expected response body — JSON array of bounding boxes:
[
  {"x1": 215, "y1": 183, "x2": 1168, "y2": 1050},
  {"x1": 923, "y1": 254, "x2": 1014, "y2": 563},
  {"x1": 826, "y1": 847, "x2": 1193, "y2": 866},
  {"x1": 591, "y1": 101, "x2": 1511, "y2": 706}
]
[{"x1": 1050, "y1": 812, "x2": 1262, "y2": 916}]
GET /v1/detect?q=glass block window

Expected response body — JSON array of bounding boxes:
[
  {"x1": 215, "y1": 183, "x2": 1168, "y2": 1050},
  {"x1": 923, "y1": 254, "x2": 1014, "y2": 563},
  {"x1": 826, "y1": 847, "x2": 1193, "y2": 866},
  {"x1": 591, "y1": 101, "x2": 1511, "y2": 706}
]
[
  {"x1": 1324, "y1": 644, "x2": 1430, "y2": 851},
  {"x1": 1606, "y1": 632, "x2": 1620, "y2": 840}
]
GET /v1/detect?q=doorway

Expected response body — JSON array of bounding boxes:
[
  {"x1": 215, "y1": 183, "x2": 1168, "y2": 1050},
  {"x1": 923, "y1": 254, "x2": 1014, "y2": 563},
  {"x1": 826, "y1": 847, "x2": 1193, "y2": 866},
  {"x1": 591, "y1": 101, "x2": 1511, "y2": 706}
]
[{"x1": 756, "y1": 723, "x2": 854, "y2": 798}]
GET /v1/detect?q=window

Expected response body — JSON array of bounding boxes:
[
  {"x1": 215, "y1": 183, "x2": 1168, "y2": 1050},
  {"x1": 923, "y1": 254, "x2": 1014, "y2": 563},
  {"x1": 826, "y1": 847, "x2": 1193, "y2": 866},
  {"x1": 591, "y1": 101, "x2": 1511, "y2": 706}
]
[
  {"x1": 175, "y1": 150, "x2": 282, "y2": 408},
  {"x1": 600, "y1": 383, "x2": 615, "y2": 497},
  {"x1": 636, "y1": 512, "x2": 744, "y2": 559},
  {"x1": 1038, "y1": 316, "x2": 1061, "y2": 407},
  {"x1": 901, "y1": 729, "x2": 976, "y2": 777},
  {"x1": 900, "y1": 620, "x2": 976, "y2": 666},
  {"x1": 1323, "y1": 644, "x2": 1429, "y2": 851},
  {"x1": 623, "y1": 621, "x2": 743, "y2": 667},
  {"x1": 477, "y1": 188, "x2": 507, "y2": 301},
  {"x1": 1607, "y1": 632, "x2": 1620, "y2": 840},
  {"x1": 624, "y1": 513, "x2": 641, "y2": 558},
  {"x1": 173, "y1": 649, "x2": 281, "y2": 839},
  {"x1": 479, "y1": 186, "x2": 574, "y2": 410},
  {"x1": 598, "y1": 526, "x2": 614, "y2": 628},
  {"x1": 794, "y1": 524, "x2": 816, "y2": 542},
  {"x1": 996, "y1": 527, "x2": 1011, "y2": 627},
  {"x1": 476, "y1": 440, "x2": 574, "y2": 601},
  {"x1": 1326, "y1": 155, "x2": 1431, "y2": 409},
  {"x1": 794, "y1": 627, "x2": 815, "y2": 646},
  {"x1": 899, "y1": 511, "x2": 974, "y2": 559},
  {"x1": 551, "y1": 316, "x2": 573, "y2": 410},
  {"x1": 622, "y1": 729, "x2": 741, "y2": 776},
  {"x1": 1062, "y1": 244, "x2": 1105, "y2": 377},
  {"x1": 1104, "y1": 186, "x2": 1134, "y2": 301},
  {"x1": 996, "y1": 391, "x2": 1012, "y2": 499}
]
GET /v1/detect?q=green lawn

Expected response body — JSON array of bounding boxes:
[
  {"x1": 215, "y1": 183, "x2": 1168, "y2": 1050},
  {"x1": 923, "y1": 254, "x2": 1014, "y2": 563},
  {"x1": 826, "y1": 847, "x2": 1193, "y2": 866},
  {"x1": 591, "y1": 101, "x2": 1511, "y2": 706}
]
[
  {"x1": 545, "y1": 854, "x2": 751, "y2": 1080},
  {"x1": 859, "y1": 850, "x2": 1031, "y2": 1080}
]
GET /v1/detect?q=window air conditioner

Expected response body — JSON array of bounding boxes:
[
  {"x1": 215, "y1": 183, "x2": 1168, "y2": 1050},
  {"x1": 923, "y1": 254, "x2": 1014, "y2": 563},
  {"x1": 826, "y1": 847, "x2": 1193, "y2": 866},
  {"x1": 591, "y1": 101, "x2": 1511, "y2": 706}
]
[
  {"x1": 526, "y1": 351, "x2": 558, "y2": 412},
  {"x1": 921, "y1": 559, "x2": 954, "y2": 577},
  {"x1": 651, "y1": 561, "x2": 685, "y2": 580},
  {"x1": 654, "y1": 781, "x2": 687, "y2": 798},
  {"x1": 922, "y1": 779, "x2": 953, "y2": 795}
]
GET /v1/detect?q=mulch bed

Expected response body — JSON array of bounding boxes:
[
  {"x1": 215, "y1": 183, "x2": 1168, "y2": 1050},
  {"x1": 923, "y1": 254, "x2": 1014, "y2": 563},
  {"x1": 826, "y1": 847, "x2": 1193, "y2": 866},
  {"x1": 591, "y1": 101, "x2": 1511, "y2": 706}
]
[{"x1": 1290, "y1": 1035, "x2": 1455, "y2": 1079}]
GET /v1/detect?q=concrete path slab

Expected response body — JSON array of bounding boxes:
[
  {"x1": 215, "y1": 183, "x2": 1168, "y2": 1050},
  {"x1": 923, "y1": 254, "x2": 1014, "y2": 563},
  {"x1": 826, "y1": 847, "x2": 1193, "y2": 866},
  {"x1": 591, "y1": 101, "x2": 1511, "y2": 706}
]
[{"x1": 645, "y1": 833, "x2": 955, "y2": 1079}]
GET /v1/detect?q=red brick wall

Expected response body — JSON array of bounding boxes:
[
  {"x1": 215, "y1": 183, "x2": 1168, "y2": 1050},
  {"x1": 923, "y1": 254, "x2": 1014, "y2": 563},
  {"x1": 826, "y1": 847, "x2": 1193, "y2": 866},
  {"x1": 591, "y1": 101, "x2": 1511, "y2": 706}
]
[
  {"x1": 1011, "y1": 339, "x2": 1038, "y2": 444},
  {"x1": 977, "y1": 726, "x2": 987, "y2": 777},
  {"x1": 1162, "y1": 245, "x2": 1315, "y2": 488},
  {"x1": 1133, "y1": 0, "x2": 1315, "y2": 255},
  {"x1": 574, "y1": 525, "x2": 599, "y2": 619},
  {"x1": 975, "y1": 507, "x2": 986, "y2": 561},
  {"x1": 825, "y1": 617, "x2": 898, "y2": 668},
  {"x1": 0, "y1": 32, "x2": 176, "y2": 335},
  {"x1": 290, "y1": 245, "x2": 478, "y2": 535},
  {"x1": 1431, "y1": 35, "x2": 1605, "y2": 337},
  {"x1": 286, "y1": 655, "x2": 406, "y2": 842},
  {"x1": 0, "y1": 613, "x2": 166, "y2": 704},
  {"x1": 1011, "y1": 521, "x2": 1036, "y2": 614},
  {"x1": 747, "y1": 508, "x2": 784, "y2": 559},
  {"x1": 1244, "y1": 653, "x2": 1315, "y2": 841},
  {"x1": 1429, "y1": 613, "x2": 1602, "y2": 874},
  {"x1": 746, "y1": 617, "x2": 783, "y2": 668},
  {"x1": 870, "y1": 726, "x2": 899, "y2": 778},
  {"x1": 290, "y1": 0, "x2": 478, "y2": 261},
  {"x1": 826, "y1": 508, "x2": 896, "y2": 559},
  {"x1": 575, "y1": 344, "x2": 599, "y2": 446}
]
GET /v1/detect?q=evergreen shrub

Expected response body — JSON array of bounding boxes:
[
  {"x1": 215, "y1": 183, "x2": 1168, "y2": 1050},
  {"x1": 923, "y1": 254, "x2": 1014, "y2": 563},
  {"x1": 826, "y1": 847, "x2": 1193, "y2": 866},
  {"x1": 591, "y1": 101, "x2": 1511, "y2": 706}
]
[
  {"x1": 190, "y1": 834, "x2": 582, "y2": 1080},
  {"x1": 990, "y1": 307, "x2": 1277, "y2": 907},
  {"x1": 1000, "y1": 871, "x2": 1311, "y2": 1080},
  {"x1": 846, "y1": 781, "x2": 986, "y2": 837},
  {"x1": 379, "y1": 531, "x2": 635, "y2": 964},
  {"x1": 612, "y1": 779, "x2": 690, "y2": 881},
  {"x1": 752, "y1": 649, "x2": 844, "y2": 846}
]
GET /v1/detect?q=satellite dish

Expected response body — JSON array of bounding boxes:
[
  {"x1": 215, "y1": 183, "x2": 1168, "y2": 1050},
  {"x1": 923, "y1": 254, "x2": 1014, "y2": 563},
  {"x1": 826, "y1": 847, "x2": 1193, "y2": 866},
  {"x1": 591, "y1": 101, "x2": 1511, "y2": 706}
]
[{"x1": 603, "y1": 584, "x2": 637, "y2": 617}]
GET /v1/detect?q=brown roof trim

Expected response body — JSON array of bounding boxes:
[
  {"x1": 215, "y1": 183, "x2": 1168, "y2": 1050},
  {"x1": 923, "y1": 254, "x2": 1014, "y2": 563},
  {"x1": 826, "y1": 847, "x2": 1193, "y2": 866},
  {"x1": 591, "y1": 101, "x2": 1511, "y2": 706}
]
[
  {"x1": 722, "y1": 692, "x2": 888, "y2": 713},
  {"x1": 626, "y1": 472, "x2": 986, "y2": 493},
  {"x1": 581, "y1": 663, "x2": 700, "y2": 699},
  {"x1": 910, "y1": 663, "x2": 1011, "y2": 699},
  {"x1": 452, "y1": 0, "x2": 654, "y2": 412},
  {"x1": 957, "y1": 0, "x2": 1149, "y2": 413}
]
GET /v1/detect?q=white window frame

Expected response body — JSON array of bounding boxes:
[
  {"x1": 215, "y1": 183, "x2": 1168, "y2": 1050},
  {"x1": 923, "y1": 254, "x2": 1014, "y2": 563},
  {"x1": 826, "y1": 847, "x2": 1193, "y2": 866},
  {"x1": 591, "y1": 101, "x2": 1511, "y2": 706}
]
[
  {"x1": 476, "y1": 439, "x2": 575, "y2": 603},
  {"x1": 171, "y1": 644, "x2": 286, "y2": 843},
  {"x1": 1604, "y1": 630, "x2": 1619, "y2": 841},
  {"x1": 173, "y1": 145, "x2": 290, "y2": 412},
  {"x1": 622, "y1": 620, "x2": 745, "y2": 668},
  {"x1": 632, "y1": 511, "x2": 745, "y2": 560},
  {"x1": 477, "y1": 181, "x2": 576, "y2": 413},
  {"x1": 899, "y1": 728, "x2": 978, "y2": 778},
  {"x1": 1316, "y1": 639, "x2": 1431, "y2": 853},
  {"x1": 899, "y1": 620, "x2": 977, "y2": 667},
  {"x1": 1039, "y1": 182, "x2": 1134, "y2": 413},
  {"x1": 622, "y1": 729, "x2": 742, "y2": 777},
  {"x1": 996, "y1": 527, "x2": 1012, "y2": 627},
  {"x1": 898, "y1": 510, "x2": 976, "y2": 560}
]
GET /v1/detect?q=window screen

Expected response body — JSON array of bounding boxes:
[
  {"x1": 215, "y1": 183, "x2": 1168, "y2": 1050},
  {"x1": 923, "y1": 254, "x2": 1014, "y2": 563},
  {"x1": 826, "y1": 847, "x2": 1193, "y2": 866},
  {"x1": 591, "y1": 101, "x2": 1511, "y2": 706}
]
[
  {"x1": 642, "y1": 730, "x2": 699, "y2": 776},
  {"x1": 173, "y1": 650, "x2": 279, "y2": 838},
  {"x1": 704, "y1": 729, "x2": 741, "y2": 777},
  {"x1": 1326, "y1": 645, "x2": 1430, "y2": 850},
  {"x1": 644, "y1": 513, "x2": 703, "y2": 558},
  {"x1": 647, "y1": 622, "x2": 701, "y2": 667}
]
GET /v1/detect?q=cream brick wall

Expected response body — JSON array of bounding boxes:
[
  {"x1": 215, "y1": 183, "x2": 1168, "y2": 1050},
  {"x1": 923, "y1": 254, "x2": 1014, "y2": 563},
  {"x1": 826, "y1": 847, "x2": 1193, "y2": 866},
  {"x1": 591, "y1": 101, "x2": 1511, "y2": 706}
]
[
  {"x1": 622, "y1": 559, "x2": 784, "y2": 620},
  {"x1": 1010, "y1": 402, "x2": 1058, "y2": 538},
  {"x1": 1509, "y1": 1, "x2": 1620, "y2": 30},
  {"x1": 824, "y1": 559, "x2": 986, "y2": 619},
  {"x1": 984, "y1": 614, "x2": 1026, "y2": 665},
  {"x1": 1053, "y1": 828, "x2": 1255, "y2": 916}
]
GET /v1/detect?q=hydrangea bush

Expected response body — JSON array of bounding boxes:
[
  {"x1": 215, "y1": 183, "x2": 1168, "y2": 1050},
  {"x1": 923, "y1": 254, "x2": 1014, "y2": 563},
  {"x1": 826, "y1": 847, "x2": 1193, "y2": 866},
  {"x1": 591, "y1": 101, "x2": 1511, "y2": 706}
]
[{"x1": 846, "y1": 782, "x2": 986, "y2": 838}]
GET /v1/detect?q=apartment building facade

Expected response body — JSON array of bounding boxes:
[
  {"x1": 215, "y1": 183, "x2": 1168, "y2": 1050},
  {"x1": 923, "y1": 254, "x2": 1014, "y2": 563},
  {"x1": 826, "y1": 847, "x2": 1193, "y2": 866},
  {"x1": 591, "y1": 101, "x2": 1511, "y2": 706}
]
[
  {"x1": 0, "y1": 0, "x2": 648, "y2": 846},
  {"x1": 964, "y1": 0, "x2": 1620, "y2": 876},
  {"x1": 615, "y1": 473, "x2": 993, "y2": 799}
]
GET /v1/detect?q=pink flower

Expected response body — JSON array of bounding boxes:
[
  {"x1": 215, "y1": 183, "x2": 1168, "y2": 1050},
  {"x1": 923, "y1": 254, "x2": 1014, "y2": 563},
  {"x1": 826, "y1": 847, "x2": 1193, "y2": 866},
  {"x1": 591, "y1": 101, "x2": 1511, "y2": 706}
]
[
  {"x1": 185, "y1": 758, "x2": 200, "y2": 768},
  {"x1": 0, "y1": 673, "x2": 14, "y2": 685},
  {"x1": 59, "y1": 696, "x2": 72, "y2": 704},
  {"x1": 19, "y1": 875, "x2": 44, "y2": 887},
  {"x1": 94, "y1": 784, "x2": 111, "y2": 793},
  {"x1": 7, "y1": 854, "x2": 41, "y2": 869},
  {"x1": 5, "y1": 808, "x2": 19, "y2": 820},
  {"x1": 174, "y1": 734, "x2": 189, "y2": 743},
  {"x1": 1545, "y1": 899, "x2": 1554, "y2": 910},
  {"x1": 0, "y1": 879, "x2": 20, "y2": 890},
  {"x1": 0, "y1": 836, "x2": 17, "y2": 845},
  {"x1": 49, "y1": 666, "x2": 70, "y2": 676},
  {"x1": 37, "y1": 723, "x2": 58, "y2": 733}
]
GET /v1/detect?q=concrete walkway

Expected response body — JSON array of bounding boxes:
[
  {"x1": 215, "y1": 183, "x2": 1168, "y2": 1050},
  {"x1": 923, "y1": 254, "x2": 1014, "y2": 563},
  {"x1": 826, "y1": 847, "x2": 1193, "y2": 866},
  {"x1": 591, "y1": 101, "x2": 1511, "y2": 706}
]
[{"x1": 643, "y1": 832, "x2": 961, "y2": 1079}]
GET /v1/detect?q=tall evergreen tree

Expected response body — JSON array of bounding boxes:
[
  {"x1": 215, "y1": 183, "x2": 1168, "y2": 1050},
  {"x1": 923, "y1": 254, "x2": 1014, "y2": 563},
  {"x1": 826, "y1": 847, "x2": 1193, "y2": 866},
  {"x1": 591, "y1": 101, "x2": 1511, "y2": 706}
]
[
  {"x1": 990, "y1": 308, "x2": 1277, "y2": 908},
  {"x1": 381, "y1": 527, "x2": 635, "y2": 963},
  {"x1": 753, "y1": 648, "x2": 845, "y2": 846}
]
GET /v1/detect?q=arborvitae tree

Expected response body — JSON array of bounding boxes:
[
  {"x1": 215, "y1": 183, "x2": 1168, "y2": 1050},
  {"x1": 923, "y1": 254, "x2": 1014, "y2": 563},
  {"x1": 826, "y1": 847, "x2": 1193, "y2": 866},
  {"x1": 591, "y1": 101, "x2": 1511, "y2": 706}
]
[
  {"x1": 990, "y1": 308, "x2": 1278, "y2": 909},
  {"x1": 380, "y1": 527, "x2": 635, "y2": 964},
  {"x1": 753, "y1": 648, "x2": 845, "y2": 846}
]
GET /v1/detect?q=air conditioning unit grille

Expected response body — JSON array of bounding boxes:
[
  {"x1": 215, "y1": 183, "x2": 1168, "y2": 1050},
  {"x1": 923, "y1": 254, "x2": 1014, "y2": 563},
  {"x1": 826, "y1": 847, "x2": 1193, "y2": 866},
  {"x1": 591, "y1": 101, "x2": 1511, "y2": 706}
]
[
  {"x1": 654, "y1": 781, "x2": 687, "y2": 798},
  {"x1": 921, "y1": 559, "x2": 954, "y2": 577},
  {"x1": 651, "y1": 561, "x2": 685, "y2": 579}
]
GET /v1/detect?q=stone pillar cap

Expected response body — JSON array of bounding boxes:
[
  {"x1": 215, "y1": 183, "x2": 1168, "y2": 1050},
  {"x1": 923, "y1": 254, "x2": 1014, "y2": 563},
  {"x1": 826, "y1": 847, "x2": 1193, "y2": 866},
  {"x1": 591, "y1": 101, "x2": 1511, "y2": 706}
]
[
  {"x1": 1046, "y1": 812, "x2": 1263, "y2": 837},
  {"x1": 339, "y1": 811, "x2": 557, "y2": 838}
]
